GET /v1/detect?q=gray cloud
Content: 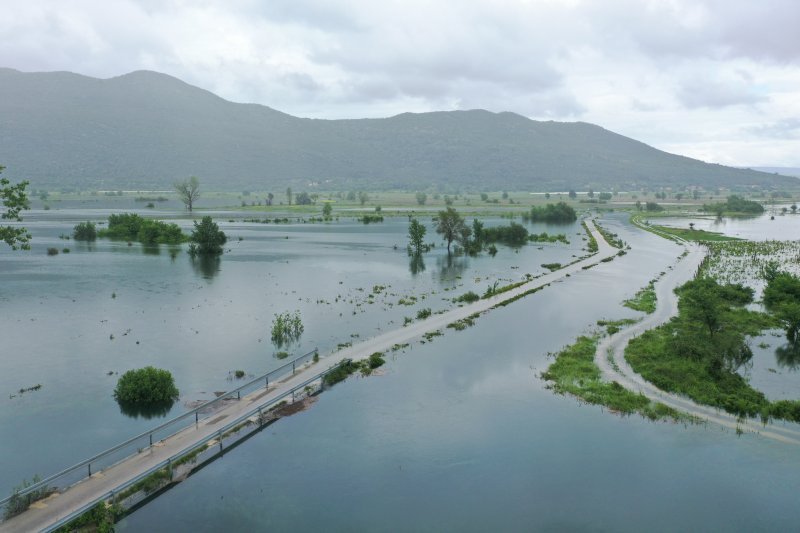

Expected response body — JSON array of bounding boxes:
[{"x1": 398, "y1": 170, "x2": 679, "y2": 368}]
[
  {"x1": 677, "y1": 78, "x2": 767, "y2": 109},
  {"x1": 747, "y1": 118, "x2": 800, "y2": 139},
  {"x1": 1, "y1": 0, "x2": 799, "y2": 165}
]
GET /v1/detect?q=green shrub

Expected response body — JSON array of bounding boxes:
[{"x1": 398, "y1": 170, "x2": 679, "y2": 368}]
[
  {"x1": 73, "y1": 221, "x2": 97, "y2": 241},
  {"x1": 114, "y1": 366, "x2": 179, "y2": 404},
  {"x1": 453, "y1": 291, "x2": 480, "y2": 304}
]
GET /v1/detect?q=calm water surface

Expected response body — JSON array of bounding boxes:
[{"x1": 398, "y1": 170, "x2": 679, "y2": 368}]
[{"x1": 2, "y1": 211, "x2": 799, "y2": 530}]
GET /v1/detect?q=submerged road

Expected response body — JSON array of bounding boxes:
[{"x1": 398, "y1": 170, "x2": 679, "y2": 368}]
[
  {"x1": 3, "y1": 220, "x2": 618, "y2": 532},
  {"x1": 595, "y1": 241, "x2": 800, "y2": 445}
]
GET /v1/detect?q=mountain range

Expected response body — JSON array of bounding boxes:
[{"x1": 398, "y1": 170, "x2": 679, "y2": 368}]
[{"x1": 0, "y1": 67, "x2": 794, "y2": 192}]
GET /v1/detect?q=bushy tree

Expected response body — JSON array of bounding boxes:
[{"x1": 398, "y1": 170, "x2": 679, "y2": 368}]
[
  {"x1": 190, "y1": 216, "x2": 226, "y2": 255},
  {"x1": 295, "y1": 192, "x2": 313, "y2": 205},
  {"x1": 415, "y1": 192, "x2": 427, "y2": 206},
  {"x1": 764, "y1": 272, "x2": 800, "y2": 343},
  {"x1": 72, "y1": 221, "x2": 97, "y2": 241},
  {"x1": 114, "y1": 366, "x2": 179, "y2": 404},
  {"x1": 322, "y1": 202, "x2": 332, "y2": 218},
  {"x1": 408, "y1": 217, "x2": 427, "y2": 255},
  {"x1": 0, "y1": 165, "x2": 31, "y2": 250},
  {"x1": 174, "y1": 176, "x2": 200, "y2": 212},
  {"x1": 434, "y1": 207, "x2": 468, "y2": 255}
]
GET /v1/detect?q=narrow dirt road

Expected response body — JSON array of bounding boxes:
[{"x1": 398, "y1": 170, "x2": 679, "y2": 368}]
[{"x1": 595, "y1": 242, "x2": 800, "y2": 445}]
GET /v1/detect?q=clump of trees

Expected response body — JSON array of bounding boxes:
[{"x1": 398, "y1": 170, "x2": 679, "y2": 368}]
[
  {"x1": 482, "y1": 222, "x2": 529, "y2": 246},
  {"x1": 189, "y1": 216, "x2": 226, "y2": 255},
  {"x1": 114, "y1": 367, "x2": 179, "y2": 405},
  {"x1": 72, "y1": 221, "x2": 97, "y2": 241},
  {"x1": 523, "y1": 202, "x2": 577, "y2": 223},
  {"x1": 703, "y1": 194, "x2": 764, "y2": 215},
  {"x1": 99, "y1": 213, "x2": 185, "y2": 244},
  {"x1": 271, "y1": 310, "x2": 304, "y2": 346},
  {"x1": 0, "y1": 165, "x2": 31, "y2": 250},
  {"x1": 434, "y1": 207, "x2": 471, "y2": 255}
]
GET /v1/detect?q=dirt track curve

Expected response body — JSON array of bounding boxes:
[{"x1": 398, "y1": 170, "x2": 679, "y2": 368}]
[{"x1": 595, "y1": 241, "x2": 800, "y2": 445}]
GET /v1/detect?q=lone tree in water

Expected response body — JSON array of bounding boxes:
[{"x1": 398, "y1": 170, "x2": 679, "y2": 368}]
[
  {"x1": 434, "y1": 207, "x2": 469, "y2": 255},
  {"x1": 175, "y1": 176, "x2": 200, "y2": 212},
  {"x1": 408, "y1": 217, "x2": 427, "y2": 255},
  {"x1": 0, "y1": 165, "x2": 31, "y2": 250},
  {"x1": 189, "y1": 216, "x2": 227, "y2": 255}
]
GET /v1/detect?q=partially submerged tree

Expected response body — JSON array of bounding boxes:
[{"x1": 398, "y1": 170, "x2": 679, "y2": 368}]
[
  {"x1": 174, "y1": 176, "x2": 200, "y2": 212},
  {"x1": 72, "y1": 221, "x2": 97, "y2": 241},
  {"x1": 408, "y1": 217, "x2": 427, "y2": 255},
  {"x1": 434, "y1": 207, "x2": 469, "y2": 255},
  {"x1": 189, "y1": 216, "x2": 226, "y2": 255},
  {"x1": 764, "y1": 271, "x2": 800, "y2": 344},
  {"x1": 0, "y1": 165, "x2": 31, "y2": 250},
  {"x1": 114, "y1": 366, "x2": 179, "y2": 405}
]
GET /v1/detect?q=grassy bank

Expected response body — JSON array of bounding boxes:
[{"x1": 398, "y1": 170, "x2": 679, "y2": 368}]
[{"x1": 541, "y1": 336, "x2": 688, "y2": 421}]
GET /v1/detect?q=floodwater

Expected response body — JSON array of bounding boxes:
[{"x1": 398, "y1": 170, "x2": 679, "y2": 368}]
[
  {"x1": 2, "y1": 210, "x2": 799, "y2": 530},
  {"x1": 0, "y1": 210, "x2": 583, "y2": 493}
]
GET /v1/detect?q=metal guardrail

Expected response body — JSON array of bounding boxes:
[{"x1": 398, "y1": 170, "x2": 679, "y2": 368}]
[
  {"x1": 0, "y1": 348, "x2": 319, "y2": 513},
  {"x1": 41, "y1": 359, "x2": 345, "y2": 532}
]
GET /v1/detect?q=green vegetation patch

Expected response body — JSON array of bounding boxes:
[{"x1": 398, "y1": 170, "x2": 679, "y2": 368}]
[
  {"x1": 323, "y1": 352, "x2": 387, "y2": 385},
  {"x1": 625, "y1": 277, "x2": 800, "y2": 423},
  {"x1": 453, "y1": 291, "x2": 480, "y2": 304},
  {"x1": 702, "y1": 194, "x2": 765, "y2": 216},
  {"x1": 523, "y1": 202, "x2": 577, "y2": 223},
  {"x1": 98, "y1": 213, "x2": 186, "y2": 244},
  {"x1": 651, "y1": 225, "x2": 739, "y2": 242},
  {"x1": 447, "y1": 313, "x2": 480, "y2": 331},
  {"x1": 597, "y1": 318, "x2": 639, "y2": 335},
  {"x1": 53, "y1": 501, "x2": 124, "y2": 533},
  {"x1": 541, "y1": 336, "x2": 687, "y2": 421},
  {"x1": 481, "y1": 222, "x2": 529, "y2": 246},
  {"x1": 594, "y1": 222, "x2": 625, "y2": 248},
  {"x1": 623, "y1": 280, "x2": 657, "y2": 313},
  {"x1": 581, "y1": 221, "x2": 598, "y2": 252},
  {"x1": 114, "y1": 366, "x2": 179, "y2": 405},
  {"x1": 529, "y1": 232, "x2": 569, "y2": 244}
]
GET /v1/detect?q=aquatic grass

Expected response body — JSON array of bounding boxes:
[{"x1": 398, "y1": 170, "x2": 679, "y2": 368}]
[
  {"x1": 541, "y1": 336, "x2": 689, "y2": 422},
  {"x1": 623, "y1": 280, "x2": 657, "y2": 313}
]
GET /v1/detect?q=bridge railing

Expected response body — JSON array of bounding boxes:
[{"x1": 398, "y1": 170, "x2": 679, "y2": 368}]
[
  {"x1": 0, "y1": 348, "x2": 319, "y2": 519},
  {"x1": 41, "y1": 361, "x2": 342, "y2": 532}
]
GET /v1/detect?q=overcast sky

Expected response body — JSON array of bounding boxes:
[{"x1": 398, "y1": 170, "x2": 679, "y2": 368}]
[{"x1": 3, "y1": 0, "x2": 799, "y2": 167}]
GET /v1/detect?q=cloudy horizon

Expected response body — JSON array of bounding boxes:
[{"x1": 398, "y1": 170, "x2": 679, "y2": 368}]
[{"x1": 2, "y1": 0, "x2": 799, "y2": 167}]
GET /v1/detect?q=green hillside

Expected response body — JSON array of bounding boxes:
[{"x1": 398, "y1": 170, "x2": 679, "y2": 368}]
[{"x1": 0, "y1": 68, "x2": 793, "y2": 192}]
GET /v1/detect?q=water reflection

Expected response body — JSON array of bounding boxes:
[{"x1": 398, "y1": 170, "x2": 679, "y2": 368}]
[
  {"x1": 775, "y1": 343, "x2": 800, "y2": 371},
  {"x1": 436, "y1": 254, "x2": 467, "y2": 282},
  {"x1": 409, "y1": 254, "x2": 425, "y2": 276},
  {"x1": 117, "y1": 400, "x2": 175, "y2": 420},
  {"x1": 142, "y1": 244, "x2": 161, "y2": 256},
  {"x1": 190, "y1": 255, "x2": 221, "y2": 280}
]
